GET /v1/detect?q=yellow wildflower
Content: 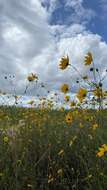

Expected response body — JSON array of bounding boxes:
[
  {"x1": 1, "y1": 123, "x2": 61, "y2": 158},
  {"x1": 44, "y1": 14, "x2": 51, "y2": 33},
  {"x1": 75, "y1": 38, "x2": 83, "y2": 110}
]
[
  {"x1": 70, "y1": 101, "x2": 76, "y2": 107},
  {"x1": 59, "y1": 55, "x2": 70, "y2": 70},
  {"x1": 57, "y1": 169, "x2": 63, "y2": 175},
  {"x1": 97, "y1": 149, "x2": 105, "y2": 157},
  {"x1": 102, "y1": 144, "x2": 107, "y2": 152},
  {"x1": 65, "y1": 112, "x2": 73, "y2": 124},
  {"x1": 58, "y1": 149, "x2": 64, "y2": 156},
  {"x1": 84, "y1": 52, "x2": 93, "y2": 65},
  {"x1": 97, "y1": 144, "x2": 107, "y2": 157},
  {"x1": 48, "y1": 175, "x2": 54, "y2": 184},
  {"x1": 27, "y1": 73, "x2": 38, "y2": 82},
  {"x1": 61, "y1": 84, "x2": 69, "y2": 94},
  {"x1": 64, "y1": 95, "x2": 70, "y2": 102},
  {"x1": 92, "y1": 123, "x2": 99, "y2": 130},
  {"x1": 77, "y1": 88, "x2": 87, "y2": 102},
  {"x1": 93, "y1": 87, "x2": 103, "y2": 98}
]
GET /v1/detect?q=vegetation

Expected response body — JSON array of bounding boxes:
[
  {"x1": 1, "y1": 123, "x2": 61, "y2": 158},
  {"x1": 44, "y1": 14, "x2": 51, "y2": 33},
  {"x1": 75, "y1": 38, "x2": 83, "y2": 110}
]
[{"x1": 0, "y1": 52, "x2": 107, "y2": 189}]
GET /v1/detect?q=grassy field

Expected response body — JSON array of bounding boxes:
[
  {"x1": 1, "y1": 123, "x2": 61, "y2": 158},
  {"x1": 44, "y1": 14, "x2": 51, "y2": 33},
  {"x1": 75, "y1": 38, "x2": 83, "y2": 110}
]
[{"x1": 0, "y1": 106, "x2": 107, "y2": 190}]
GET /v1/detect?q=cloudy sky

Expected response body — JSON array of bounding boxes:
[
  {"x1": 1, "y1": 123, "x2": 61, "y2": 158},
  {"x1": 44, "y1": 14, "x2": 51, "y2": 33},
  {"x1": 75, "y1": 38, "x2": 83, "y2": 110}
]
[{"x1": 0, "y1": 0, "x2": 107, "y2": 98}]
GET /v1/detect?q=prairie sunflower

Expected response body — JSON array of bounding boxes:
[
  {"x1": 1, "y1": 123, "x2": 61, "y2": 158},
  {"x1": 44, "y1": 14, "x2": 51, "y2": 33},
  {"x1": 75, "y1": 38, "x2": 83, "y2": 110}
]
[
  {"x1": 59, "y1": 55, "x2": 70, "y2": 70},
  {"x1": 77, "y1": 88, "x2": 87, "y2": 102},
  {"x1": 84, "y1": 52, "x2": 93, "y2": 65},
  {"x1": 61, "y1": 84, "x2": 69, "y2": 94},
  {"x1": 65, "y1": 112, "x2": 73, "y2": 124}
]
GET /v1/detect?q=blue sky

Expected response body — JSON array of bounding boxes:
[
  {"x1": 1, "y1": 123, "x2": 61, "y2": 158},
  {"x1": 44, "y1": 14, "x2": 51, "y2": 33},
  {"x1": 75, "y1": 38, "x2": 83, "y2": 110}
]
[
  {"x1": 42, "y1": 0, "x2": 107, "y2": 42},
  {"x1": 83, "y1": 0, "x2": 107, "y2": 42}
]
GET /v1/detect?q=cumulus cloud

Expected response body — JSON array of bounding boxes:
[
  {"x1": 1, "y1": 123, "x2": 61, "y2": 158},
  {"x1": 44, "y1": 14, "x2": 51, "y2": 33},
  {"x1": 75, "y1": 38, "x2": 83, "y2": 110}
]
[
  {"x1": 0, "y1": 0, "x2": 107, "y2": 101},
  {"x1": 65, "y1": 0, "x2": 96, "y2": 25},
  {"x1": 0, "y1": 0, "x2": 52, "y2": 93}
]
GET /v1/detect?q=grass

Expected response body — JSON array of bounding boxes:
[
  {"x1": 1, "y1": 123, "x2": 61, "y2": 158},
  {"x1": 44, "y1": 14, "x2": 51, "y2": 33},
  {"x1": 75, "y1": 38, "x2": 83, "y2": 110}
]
[{"x1": 0, "y1": 106, "x2": 107, "y2": 190}]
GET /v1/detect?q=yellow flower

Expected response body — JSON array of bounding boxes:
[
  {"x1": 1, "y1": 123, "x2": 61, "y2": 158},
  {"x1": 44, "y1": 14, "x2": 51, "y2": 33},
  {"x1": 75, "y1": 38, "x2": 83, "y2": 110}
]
[
  {"x1": 65, "y1": 112, "x2": 73, "y2": 124},
  {"x1": 77, "y1": 88, "x2": 87, "y2": 102},
  {"x1": 97, "y1": 149, "x2": 105, "y2": 157},
  {"x1": 70, "y1": 101, "x2": 76, "y2": 107},
  {"x1": 93, "y1": 87, "x2": 103, "y2": 98},
  {"x1": 27, "y1": 73, "x2": 38, "y2": 82},
  {"x1": 48, "y1": 175, "x2": 54, "y2": 184},
  {"x1": 64, "y1": 95, "x2": 70, "y2": 102},
  {"x1": 102, "y1": 144, "x2": 107, "y2": 152},
  {"x1": 92, "y1": 123, "x2": 99, "y2": 130},
  {"x1": 69, "y1": 140, "x2": 73, "y2": 147},
  {"x1": 96, "y1": 144, "x2": 107, "y2": 157},
  {"x1": 58, "y1": 149, "x2": 64, "y2": 156},
  {"x1": 61, "y1": 84, "x2": 69, "y2": 94},
  {"x1": 59, "y1": 55, "x2": 70, "y2": 70},
  {"x1": 84, "y1": 52, "x2": 93, "y2": 65},
  {"x1": 57, "y1": 169, "x2": 63, "y2": 175},
  {"x1": 69, "y1": 136, "x2": 77, "y2": 147}
]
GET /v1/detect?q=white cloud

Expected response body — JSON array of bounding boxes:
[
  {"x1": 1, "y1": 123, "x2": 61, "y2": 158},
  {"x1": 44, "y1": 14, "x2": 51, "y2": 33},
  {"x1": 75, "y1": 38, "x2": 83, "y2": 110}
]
[
  {"x1": 99, "y1": 0, "x2": 107, "y2": 19},
  {"x1": 65, "y1": 0, "x2": 96, "y2": 25},
  {"x1": 0, "y1": 0, "x2": 107, "y2": 101}
]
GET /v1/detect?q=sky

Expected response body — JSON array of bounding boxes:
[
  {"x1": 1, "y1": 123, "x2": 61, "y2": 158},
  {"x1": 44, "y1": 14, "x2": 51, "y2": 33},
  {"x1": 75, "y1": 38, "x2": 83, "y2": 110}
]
[{"x1": 0, "y1": 0, "x2": 107, "y2": 104}]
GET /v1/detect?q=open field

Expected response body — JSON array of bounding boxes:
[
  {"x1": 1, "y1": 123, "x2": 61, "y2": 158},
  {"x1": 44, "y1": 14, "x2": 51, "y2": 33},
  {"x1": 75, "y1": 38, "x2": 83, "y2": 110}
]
[{"x1": 0, "y1": 106, "x2": 107, "y2": 190}]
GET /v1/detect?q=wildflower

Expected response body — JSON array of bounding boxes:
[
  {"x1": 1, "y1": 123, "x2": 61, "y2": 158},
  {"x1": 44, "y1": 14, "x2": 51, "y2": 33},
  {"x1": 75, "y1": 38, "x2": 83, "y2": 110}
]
[
  {"x1": 27, "y1": 73, "x2": 38, "y2": 82},
  {"x1": 61, "y1": 84, "x2": 69, "y2": 94},
  {"x1": 64, "y1": 95, "x2": 70, "y2": 102},
  {"x1": 48, "y1": 175, "x2": 54, "y2": 184},
  {"x1": 92, "y1": 123, "x2": 99, "y2": 130},
  {"x1": 97, "y1": 144, "x2": 107, "y2": 157},
  {"x1": 84, "y1": 52, "x2": 93, "y2": 65},
  {"x1": 97, "y1": 148, "x2": 105, "y2": 157},
  {"x1": 59, "y1": 55, "x2": 70, "y2": 70},
  {"x1": 70, "y1": 101, "x2": 76, "y2": 107},
  {"x1": 65, "y1": 112, "x2": 73, "y2": 124},
  {"x1": 58, "y1": 149, "x2": 64, "y2": 156},
  {"x1": 102, "y1": 144, "x2": 107, "y2": 152},
  {"x1": 77, "y1": 88, "x2": 87, "y2": 102},
  {"x1": 57, "y1": 169, "x2": 63, "y2": 176},
  {"x1": 69, "y1": 136, "x2": 77, "y2": 147},
  {"x1": 69, "y1": 140, "x2": 73, "y2": 147},
  {"x1": 93, "y1": 87, "x2": 103, "y2": 98}
]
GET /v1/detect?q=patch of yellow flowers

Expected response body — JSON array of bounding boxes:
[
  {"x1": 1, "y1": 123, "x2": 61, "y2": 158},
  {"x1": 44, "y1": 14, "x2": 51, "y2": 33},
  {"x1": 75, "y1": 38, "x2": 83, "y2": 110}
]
[{"x1": 97, "y1": 144, "x2": 107, "y2": 157}]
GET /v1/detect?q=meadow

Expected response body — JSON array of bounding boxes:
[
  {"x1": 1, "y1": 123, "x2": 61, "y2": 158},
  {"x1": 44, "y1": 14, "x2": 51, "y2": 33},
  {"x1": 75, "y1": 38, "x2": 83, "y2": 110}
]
[
  {"x1": 0, "y1": 106, "x2": 107, "y2": 190},
  {"x1": 0, "y1": 52, "x2": 107, "y2": 190}
]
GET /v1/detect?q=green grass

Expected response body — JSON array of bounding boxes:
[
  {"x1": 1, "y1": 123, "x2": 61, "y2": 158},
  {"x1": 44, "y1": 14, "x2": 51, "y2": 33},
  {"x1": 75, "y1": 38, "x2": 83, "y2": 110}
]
[{"x1": 0, "y1": 106, "x2": 107, "y2": 190}]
